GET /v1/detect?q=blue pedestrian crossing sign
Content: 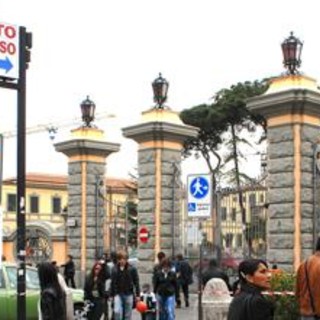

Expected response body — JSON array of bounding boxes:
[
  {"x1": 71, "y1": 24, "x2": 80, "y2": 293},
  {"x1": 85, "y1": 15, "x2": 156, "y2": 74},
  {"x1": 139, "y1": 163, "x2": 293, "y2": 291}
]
[{"x1": 187, "y1": 174, "x2": 212, "y2": 218}]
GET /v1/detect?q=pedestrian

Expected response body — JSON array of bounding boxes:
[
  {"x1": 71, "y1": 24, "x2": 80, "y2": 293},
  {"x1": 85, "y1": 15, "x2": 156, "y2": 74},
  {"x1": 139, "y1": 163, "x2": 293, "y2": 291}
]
[
  {"x1": 37, "y1": 262, "x2": 67, "y2": 320},
  {"x1": 140, "y1": 283, "x2": 157, "y2": 320},
  {"x1": 202, "y1": 258, "x2": 231, "y2": 290},
  {"x1": 152, "y1": 251, "x2": 166, "y2": 291},
  {"x1": 51, "y1": 261, "x2": 74, "y2": 320},
  {"x1": 99, "y1": 253, "x2": 112, "y2": 320},
  {"x1": 296, "y1": 236, "x2": 320, "y2": 319},
  {"x1": 154, "y1": 257, "x2": 178, "y2": 320},
  {"x1": 110, "y1": 250, "x2": 141, "y2": 320},
  {"x1": 61, "y1": 254, "x2": 76, "y2": 288},
  {"x1": 227, "y1": 258, "x2": 274, "y2": 320},
  {"x1": 84, "y1": 261, "x2": 106, "y2": 320},
  {"x1": 175, "y1": 253, "x2": 193, "y2": 308}
]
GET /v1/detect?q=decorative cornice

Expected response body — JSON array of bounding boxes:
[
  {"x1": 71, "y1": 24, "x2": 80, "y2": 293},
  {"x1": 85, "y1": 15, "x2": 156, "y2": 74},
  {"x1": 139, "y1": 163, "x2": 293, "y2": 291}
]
[
  {"x1": 122, "y1": 121, "x2": 198, "y2": 144},
  {"x1": 55, "y1": 139, "x2": 120, "y2": 158},
  {"x1": 247, "y1": 88, "x2": 320, "y2": 119}
]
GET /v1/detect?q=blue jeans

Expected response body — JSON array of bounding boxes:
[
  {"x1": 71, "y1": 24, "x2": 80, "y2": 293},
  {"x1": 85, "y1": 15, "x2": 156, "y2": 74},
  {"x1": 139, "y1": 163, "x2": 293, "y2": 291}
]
[
  {"x1": 114, "y1": 294, "x2": 134, "y2": 320},
  {"x1": 157, "y1": 295, "x2": 175, "y2": 320}
]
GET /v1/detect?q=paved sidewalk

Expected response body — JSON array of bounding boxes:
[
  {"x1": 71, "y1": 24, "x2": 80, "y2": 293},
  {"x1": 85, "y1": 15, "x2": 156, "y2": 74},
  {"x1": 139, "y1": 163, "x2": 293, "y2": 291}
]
[{"x1": 132, "y1": 294, "x2": 199, "y2": 320}]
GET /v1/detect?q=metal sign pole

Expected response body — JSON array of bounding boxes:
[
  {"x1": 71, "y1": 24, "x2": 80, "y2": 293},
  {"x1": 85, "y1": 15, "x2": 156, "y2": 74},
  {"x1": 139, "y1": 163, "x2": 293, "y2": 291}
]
[{"x1": 17, "y1": 26, "x2": 27, "y2": 320}]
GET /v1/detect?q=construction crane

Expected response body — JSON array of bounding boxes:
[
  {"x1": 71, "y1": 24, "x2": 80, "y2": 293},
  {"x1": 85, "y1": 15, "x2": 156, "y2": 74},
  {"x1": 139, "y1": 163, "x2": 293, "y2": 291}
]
[{"x1": 0, "y1": 111, "x2": 116, "y2": 140}]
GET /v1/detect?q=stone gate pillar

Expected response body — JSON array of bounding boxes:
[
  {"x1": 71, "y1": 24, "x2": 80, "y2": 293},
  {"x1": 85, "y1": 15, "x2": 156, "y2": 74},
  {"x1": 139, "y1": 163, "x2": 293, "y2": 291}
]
[
  {"x1": 123, "y1": 107, "x2": 197, "y2": 281},
  {"x1": 55, "y1": 126, "x2": 120, "y2": 283},
  {"x1": 247, "y1": 74, "x2": 320, "y2": 271}
]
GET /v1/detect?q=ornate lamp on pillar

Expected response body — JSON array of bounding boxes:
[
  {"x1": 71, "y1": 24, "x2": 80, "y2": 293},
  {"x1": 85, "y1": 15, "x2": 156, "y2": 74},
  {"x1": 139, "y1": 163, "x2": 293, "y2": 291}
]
[
  {"x1": 152, "y1": 73, "x2": 169, "y2": 109},
  {"x1": 123, "y1": 74, "x2": 198, "y2": 282},
  {"x1": 80, "y1": 95, "x2": 96, "y2": 127},
  {"x1": 247, "y1": 33, "x2": 320, "y2": 271},
  {"x1": 281, "y1": 32, "x2": 303, "y2": 75},
  {"x1": 55, "y1": 97, "x2": 120, "y2": 285}
]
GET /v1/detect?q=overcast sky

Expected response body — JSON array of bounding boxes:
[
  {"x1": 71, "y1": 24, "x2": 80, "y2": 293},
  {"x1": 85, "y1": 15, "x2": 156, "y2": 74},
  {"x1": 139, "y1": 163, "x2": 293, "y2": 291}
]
[{"x1": 0, "y1": 0, "x2": 320, "y2": 182}]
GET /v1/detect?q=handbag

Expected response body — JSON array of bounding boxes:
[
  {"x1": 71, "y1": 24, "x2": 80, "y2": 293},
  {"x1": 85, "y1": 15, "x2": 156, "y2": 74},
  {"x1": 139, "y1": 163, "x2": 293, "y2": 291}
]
[{"x1": 304, "y1": 259, "x2": 320, "y2": 320}]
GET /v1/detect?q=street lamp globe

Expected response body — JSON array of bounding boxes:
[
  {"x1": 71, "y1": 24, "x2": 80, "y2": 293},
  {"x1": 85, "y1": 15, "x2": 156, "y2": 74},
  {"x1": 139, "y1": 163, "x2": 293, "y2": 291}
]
[
  {"x1": 80, "y1": 95, "x2": 96, "y2": 127},
  {"x1": 281, "y1": 31, "x2": 303, "y2": 75},
  {"x1": 152, "y1": 73, "x2": 169, "y2": 109}
]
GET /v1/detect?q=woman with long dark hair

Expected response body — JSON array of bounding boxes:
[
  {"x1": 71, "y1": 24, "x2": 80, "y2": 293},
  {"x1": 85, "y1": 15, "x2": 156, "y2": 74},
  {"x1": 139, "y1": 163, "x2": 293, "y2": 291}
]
[
  {"x1": 84, "y1": 261, "x2": 106, "y2": 320},
  {"x1": 227, "y1": 259, "x2": 274, "y2": 320},
  {"x1": 38, "y1": 262, "x2": 66, "y2": 320}
]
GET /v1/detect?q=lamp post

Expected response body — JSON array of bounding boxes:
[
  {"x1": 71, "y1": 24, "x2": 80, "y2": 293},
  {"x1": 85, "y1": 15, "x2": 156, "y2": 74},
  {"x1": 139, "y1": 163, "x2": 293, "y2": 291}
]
[
  {"x1": 80, "y1": 95, "x2": 96, "y2": 127},
  {"x1": 281, "y1": 32, "x2": 303, "y2": 75},
  {"x1": 152, "y1": 73, "x2": 169, "y2": 109}
]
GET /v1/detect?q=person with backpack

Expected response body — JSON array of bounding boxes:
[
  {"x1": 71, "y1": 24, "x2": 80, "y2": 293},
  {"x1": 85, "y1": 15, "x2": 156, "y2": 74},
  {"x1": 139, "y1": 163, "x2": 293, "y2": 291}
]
[
  {"x1": 110, "y1": 250, "x2": 141, "y2": 320},
  {"x1": 175, "y1": 254, "x2": 193, "y2": 308}
]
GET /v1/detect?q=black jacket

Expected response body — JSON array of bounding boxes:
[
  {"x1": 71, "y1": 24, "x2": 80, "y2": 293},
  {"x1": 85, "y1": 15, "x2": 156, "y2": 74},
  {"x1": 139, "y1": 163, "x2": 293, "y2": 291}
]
[
  {"x1": 227, "y1": 282, "x2": 274, "y2": 320},
  {"x1": 110, "y1": 263, "x2": 140, "y2": 297},
  {"x1": 84, "y1": 273, "x2": 106, "y2": 300},
  {"x1": 153, "y1": 269, "x2": 178, "y2": 297},
  {"x1": 62, "y1": 260, "x2": 75, "y2": 277},
  {"x1": 40, "y1": 287, "x2": 66, "y2": 320}
]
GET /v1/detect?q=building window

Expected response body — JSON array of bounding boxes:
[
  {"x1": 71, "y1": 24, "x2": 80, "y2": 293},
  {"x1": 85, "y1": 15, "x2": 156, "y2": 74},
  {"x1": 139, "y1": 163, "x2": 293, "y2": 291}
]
[
  {"x1": 260, "y1": 193, "x2": 264, "y2": 203},
  {"x1": 52, "y1": 197, "x2": 61, "y2": 214},
  {"x1": 231, "y1": 208, "x2": 236, "y2": 221},
  {"x1": 225, "y1": 233, "x2": 233, "y2": 247},
  {"x1": 29, "y1": 195, "x2": 39, "y2": 213},
  {"x1": 249, "y1": 194, "x2": 256, "y2": 207},
  {"x1": 7, "y1": 194, "x2": 16, "y2": 212},
  {"x1": 221, "y1": 207, "x2": 227, "y2": 221}
]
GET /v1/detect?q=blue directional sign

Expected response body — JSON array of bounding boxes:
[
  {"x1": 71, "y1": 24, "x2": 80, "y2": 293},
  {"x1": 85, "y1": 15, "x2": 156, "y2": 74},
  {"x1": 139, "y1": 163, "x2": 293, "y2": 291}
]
[
  {"x1": 187, "y1": 174, "x2": 212, "y2": 218},
  {"x1": 0, "y1": 22, "x2": 19, "y2": 79}
]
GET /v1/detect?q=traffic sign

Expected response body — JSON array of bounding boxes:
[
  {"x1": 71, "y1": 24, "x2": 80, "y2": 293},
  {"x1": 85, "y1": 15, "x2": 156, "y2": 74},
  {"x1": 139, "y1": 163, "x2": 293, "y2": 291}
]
[
  {"x1": 139, "y1": 226, "x2": 149, "y2": 243},
  {"x1": 187, "y1": 174, "x2": 212, "y2": 218},
  {"x1": 0, "y1": 22, "x2": 19, "y2": 79}
]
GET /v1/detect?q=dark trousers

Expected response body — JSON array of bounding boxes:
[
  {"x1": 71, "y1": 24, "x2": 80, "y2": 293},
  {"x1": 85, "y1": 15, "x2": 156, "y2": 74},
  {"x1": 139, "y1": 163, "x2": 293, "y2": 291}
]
[
  {"x1": 65, "y1": 275, "x2": 76, "y2": 288},
  {"x1": 88, "y1": 297, "x2": 104, "y2": 320},
  {"x1": 177, "y1": 281, "x2": 189, "y2": 306}
]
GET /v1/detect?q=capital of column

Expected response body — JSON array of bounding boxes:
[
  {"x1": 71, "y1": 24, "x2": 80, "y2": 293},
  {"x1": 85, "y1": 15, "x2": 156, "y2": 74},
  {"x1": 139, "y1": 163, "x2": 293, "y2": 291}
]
[
  {"x1": 122, "y1": 108, "x2": 198, "y2": 147},
  {"x1": 247, "y1": 74, "x2": 320, "y2": 123},
  {"x1": 55, "y1": 126, "x2": 120, "y2": 160}
]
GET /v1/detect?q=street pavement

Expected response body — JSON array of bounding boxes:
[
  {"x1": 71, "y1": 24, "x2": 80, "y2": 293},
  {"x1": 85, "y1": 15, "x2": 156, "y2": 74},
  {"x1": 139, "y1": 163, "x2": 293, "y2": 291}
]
[{"x1": 132, "y1": 294, "x2": 199, "y2": 320}]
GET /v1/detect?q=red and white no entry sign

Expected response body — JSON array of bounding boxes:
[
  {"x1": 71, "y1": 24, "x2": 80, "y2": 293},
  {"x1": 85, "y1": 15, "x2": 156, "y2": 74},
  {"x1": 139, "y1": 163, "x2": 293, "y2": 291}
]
[{"x1": 139, "y1": 226, "x2": 149, "y2": 243}]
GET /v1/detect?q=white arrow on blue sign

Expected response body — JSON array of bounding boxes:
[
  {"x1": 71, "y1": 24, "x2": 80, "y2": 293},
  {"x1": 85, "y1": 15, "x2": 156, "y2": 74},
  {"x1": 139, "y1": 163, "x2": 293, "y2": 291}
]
[{"x1": 187, "y1": 174, "x2": 212, "y2": 218}]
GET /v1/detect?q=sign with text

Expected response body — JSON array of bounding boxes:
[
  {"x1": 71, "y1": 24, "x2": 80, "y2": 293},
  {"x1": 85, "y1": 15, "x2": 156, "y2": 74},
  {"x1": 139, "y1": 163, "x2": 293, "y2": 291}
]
[
  {"x1": 0, "y1": 22, "x2": 19, "y2": 79},
  {"x1": 187, "y1": 174, "x2": 212, "y2": 218}
]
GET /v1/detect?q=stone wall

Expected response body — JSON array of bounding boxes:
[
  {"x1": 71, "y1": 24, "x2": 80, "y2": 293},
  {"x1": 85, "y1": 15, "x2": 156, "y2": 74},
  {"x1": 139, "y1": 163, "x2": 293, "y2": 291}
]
[
  {"x1": 67, "y1": 161, "x2": 105, "y2": 283},
  {"x1": 138, "y1": 147, "x2": 182, "y2": 282},
  {"x1": 267, "y1": 124, "x2": 319, "y2": 270}
]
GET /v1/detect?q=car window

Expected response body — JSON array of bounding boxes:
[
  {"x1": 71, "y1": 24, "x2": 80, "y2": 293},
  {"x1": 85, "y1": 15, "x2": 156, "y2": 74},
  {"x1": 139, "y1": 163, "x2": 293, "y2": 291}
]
[
  {"x1": 0, "y1": 269, "x2": 5, "y2": 288},
  {"x1": 26, "y1": 268, "x2": 40, "y2": 290},
  {"x1": 6, "y1": 266, "x2": 17, "y2": 289}
]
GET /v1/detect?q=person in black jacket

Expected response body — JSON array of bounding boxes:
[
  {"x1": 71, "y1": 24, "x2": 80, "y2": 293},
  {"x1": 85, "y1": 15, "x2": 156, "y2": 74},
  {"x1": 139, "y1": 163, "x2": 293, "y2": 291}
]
[
  {"x1": 110, "y1": 250, "x2": 140, "y2": 320},
  {"x1": 84, "y1": 261, "x2": 107, "y2": 320},
  {"x1": 38, "y1": 262, "x2": 67, "y2": 320},
  {"x1": 175, "y1": 253, "x2": 193, "y2": 308},
  {"x1": 61, "y1": 254, "x2": 76, "y2": 288},
  {"x1": 154, "y1": 258, "x2": 178, "y2": 320},
  {"x1": 227, "y1": 259, "x2": 274, "y2": 320},
  {"x1": 202, "y1": 258, "x2": 231, "y2": 290}
]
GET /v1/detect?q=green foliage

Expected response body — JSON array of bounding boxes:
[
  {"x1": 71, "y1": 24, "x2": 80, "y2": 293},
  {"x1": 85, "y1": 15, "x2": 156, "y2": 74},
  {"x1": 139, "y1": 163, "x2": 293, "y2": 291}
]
[
  {"x1": 179, "y1": 79, "x2": 269, "y2": 187},
  {"x1": 127, "y1": 201, "x2": 138, "y2": 248},
  {"x1": 266, "y1": 272, "x2": 299, "y2": 320}
]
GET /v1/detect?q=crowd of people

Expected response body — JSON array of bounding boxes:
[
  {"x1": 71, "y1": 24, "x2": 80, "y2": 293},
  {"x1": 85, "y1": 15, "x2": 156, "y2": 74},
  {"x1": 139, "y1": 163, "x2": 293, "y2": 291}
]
[
  {"x1": 36, "y1": 250, "x2": 194, "y2": 320},
  {"x1": 36, "y1": 238, "x2": 320, "y2": 320}
]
